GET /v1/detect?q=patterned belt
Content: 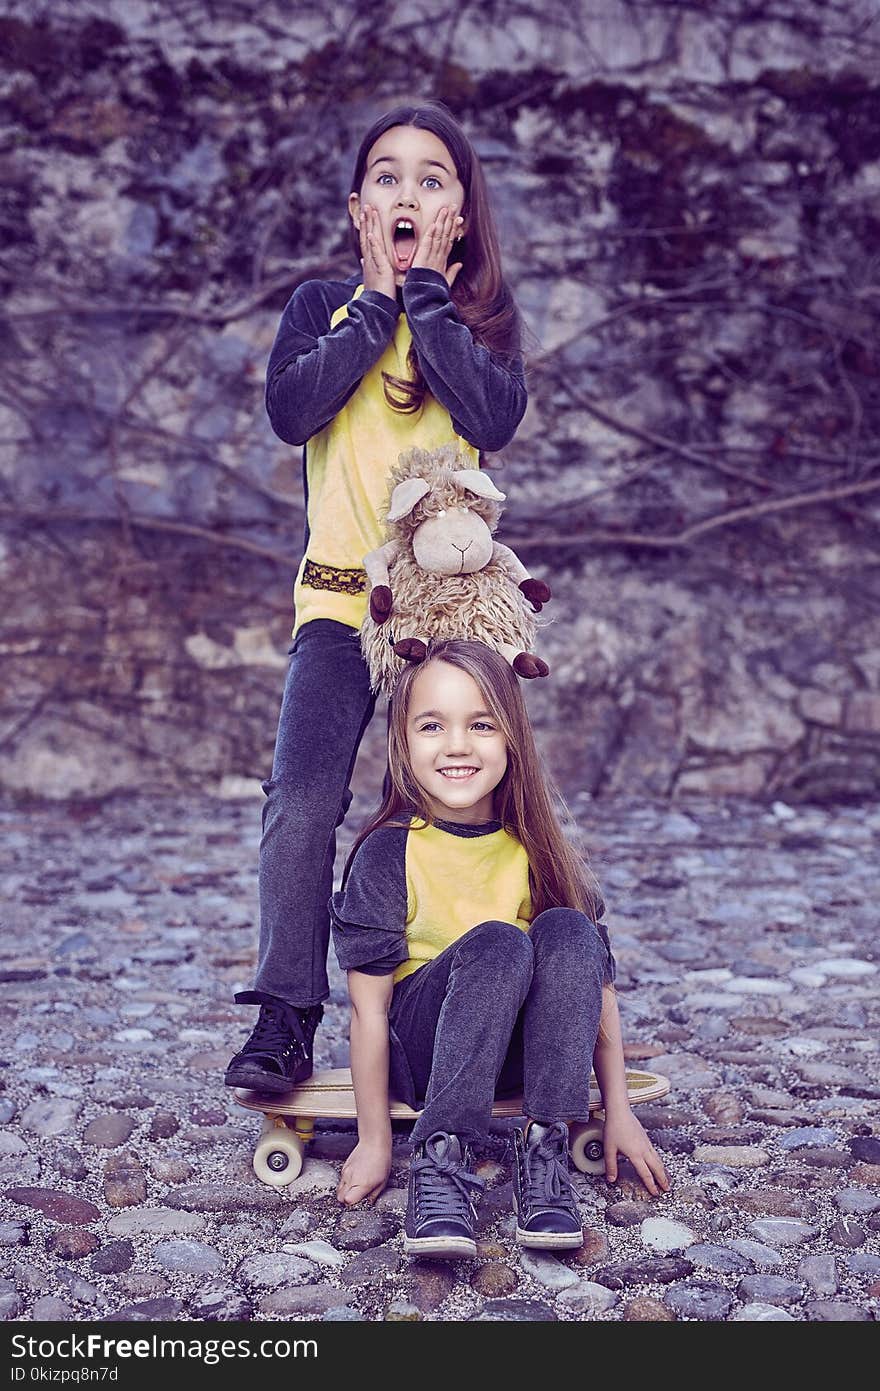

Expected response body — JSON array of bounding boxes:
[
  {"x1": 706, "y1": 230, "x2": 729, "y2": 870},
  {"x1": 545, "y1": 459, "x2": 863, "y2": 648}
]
[{"x1": 301, "y1": 559, "x2": 367, "y2": 595}]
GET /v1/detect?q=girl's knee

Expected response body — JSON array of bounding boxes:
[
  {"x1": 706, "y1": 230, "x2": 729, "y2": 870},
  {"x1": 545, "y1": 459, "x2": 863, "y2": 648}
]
[
  {"x1": 530, "y1": 907, "x2": 606, "y2": 958},
  {"x1": 454, "y1": 920, "x2": 533, "y2": 978}
]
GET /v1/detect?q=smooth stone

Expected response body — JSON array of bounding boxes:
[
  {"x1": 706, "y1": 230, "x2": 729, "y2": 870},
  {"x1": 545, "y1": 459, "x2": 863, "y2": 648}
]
[
  {"x1": 149, "y1": 1157, "x2": 192, "y2": 1184},
  {"x1": 323, "y1": 1306, "x2": 363, "y2": 1321},
  {"x1": 164, "y1": 1184, "x2": 282, "y2": 1212},
  {"x1": 405, "y1": 1260, "x2": 457, "y2": 1312},
  {"x1": 723, "y1": 1189, "x2": 817, "y2": 1218},
  {"x1": 562, "y1": 1229, "x2": 609, "y2": 1266},
  {"x1": 271, "y1": 1160, "x2": 339, "y2": 1196},
  {"x1": 701, "y1": 1092, "x2": 745, "y2": 1124},
  {"x1": 606, "y1": 1200, "x2": 655, "y2": 1226},
  {"x1": 730, "y1": 1302, "x2": 796, "y2": 1321},
  {"x1": 803, "y1": 1299, "x2": 873, "y2": 1321},
  {"x1": 723, "y1": 978, "x2": 792, "y2": 995},
  {"x1": 236, "y1": 1252, "x2": 316, "y2": 1289},
  {"x1": 827, "y1": 1218, "x2": 865, "y2": 1248},
  {"x1": 664, "y1": 1281, "x2": 735, "y2": 1320},
  {"x1": 849, "y1": 1136, "x2": 880, "y2": 1164},
  {"x1": 812, "y1": 958, "x2": 876, "y2": 976},
  {"x1": 107, "y1": 1209, "x2": 206, "y2": 1237},
  {"x1": 622, "y1": 1295, "x2": 676, "y2": 1321},
  {"x1": 19, "y1": 1099, "x2": 81, "y2": 1138},
  {"x1": 103, "y1": 1154, "x2": 147, "y2": 1208},
  {"x1": 0, "y1": 1221, "x2": 29, "y2": 1247},
  {"x1": 797, "y1": 1254, "x2": 838, "y2": 1294},
  {"x1": 846, "y1": 1252, "x2": 880, "y2": 1275},
  {"x1": 557, "y1": 1281, "x2": 618, "y2": 1313},
  {"x1": 778, "y1": 1127, "x2": 841, "y2": 1149},
  {"x1": 339, "y1": 1243, "x2": 403, "y2": 1288},
  {"x1": 836, "y1": 1189, "x2": 880, "y2": 1215},
  {"x1": 692, "y1": 1146, "x2": 769, "y2": 1167},
  {"x1": 519, "y1": 1249, "x2": 580, "y2": 1291},
  {"x1": 334, "y1": 1209, "x2": 399, "y2": 1251},
  {"x1": 789, "y1": 969, "x2": 827, "y2": 988},
  {"x1": 31, "y1": 1297, "x2": 74, "y2": 1320},
  {"x1": 737, "y1": 1274, "x2": 803, "y2": 1304},
  {"x1": 91, "y1": 1241, "x2": 135, "y2": 1275},
  {"x1": 104, "y1": 1298, "x2": 186, "y2": 1321},
  {"x1": 640, "y1": 1217, "x2": 697, "y2": 1253},
  {"x1": 119, "y1": 1274, "x2": 168, "y2": 1299},
  {"x1": 593, "y1": 1257, "x2": 694, "y2": 1289},
  {"x1": 5, "y1": 1188, "x2": 100, "y2": 1225},
  {"x1": 384, "y1": 1300, "x2": 423, "y2": 1321},
  {"x1": 152, "y1": 1240, "x2": 224, "y2": 1275},
  {"x1": 788, "y1": 1147, "x2": 854, "y2": 1170},
  {"x1": 727, "y1": 1238, "x2": 784, "y2": 1269},
  {"x1": 149, "y1": 1113, "x2": 180, "y2": 1140},
  {"x1": 278, "y1": 1210, "x2": 315, "y2": 1239},
  {"x1": 52, "y1": 1147, "x2": 88, "y2": 1182},
  {"x1": 82, "y1": 1114, "x2": 137, "y2": 1148},
  {"x1": 469, "y1": 1298, "x2": 557, "y2": 1321},
  {"x1": 187, "y1": 1286, "x2": 254, "y2": 1321},
  {"x1": 685, "y1": 1243, "x2": 753, "y2": 1275},
  {"x1": 283, "y1": 1240, "x2": 346, "y2": 1270},
  {"x1": 260, "y1": 1285, "x2": 350, "y2": 1316},
  {"x1": 46, "y1": 1229, "x2": 100, "y2": 1260},
  {"x1": 747, "y1": 1219, "x2": 819, "y2": 1247},
  {"x1": 470, "y1": 1262, "x2": 519, "y2": 1298}
]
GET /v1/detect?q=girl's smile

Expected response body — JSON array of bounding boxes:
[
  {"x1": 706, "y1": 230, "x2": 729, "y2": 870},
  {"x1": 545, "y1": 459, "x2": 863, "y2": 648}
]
[{"x1": 406, "y1": 661, "x2": 507, "y2": 824}]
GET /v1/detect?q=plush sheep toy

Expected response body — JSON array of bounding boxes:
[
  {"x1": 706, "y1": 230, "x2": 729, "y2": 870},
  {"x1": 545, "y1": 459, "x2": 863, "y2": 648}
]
[{"x1": 360, "y1": 443, "x2": 552, "y2": 697}]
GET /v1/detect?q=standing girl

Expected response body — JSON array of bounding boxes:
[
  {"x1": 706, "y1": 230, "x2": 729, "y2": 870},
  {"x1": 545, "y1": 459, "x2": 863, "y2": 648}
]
[
  {"x1": 225, "y1": 103, "x2": 528, "y2": 1092},
  {"x1": 332, "y1": 640, "x2": 669, "y2": 1259}
]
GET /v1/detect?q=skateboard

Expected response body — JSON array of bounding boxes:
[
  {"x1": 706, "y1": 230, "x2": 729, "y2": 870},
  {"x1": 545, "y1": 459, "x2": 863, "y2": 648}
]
[{"x1": 235, "y1": 1067, "x2": 669, "y2": 1187}]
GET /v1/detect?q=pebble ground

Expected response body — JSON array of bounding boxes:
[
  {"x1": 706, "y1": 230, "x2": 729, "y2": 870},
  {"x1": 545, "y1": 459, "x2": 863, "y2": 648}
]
[{"x1": 1, "y1": 793, "x2": 878, "y2": 1323}]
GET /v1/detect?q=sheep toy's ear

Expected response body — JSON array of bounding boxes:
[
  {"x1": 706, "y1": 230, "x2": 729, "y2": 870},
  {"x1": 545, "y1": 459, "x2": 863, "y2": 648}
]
[
  {"x1": 450, "y1": 470, "x2": 506, "y2": 503},
  {"x1": 386, "y1": 478, "x2": 431, "y2": 522}
]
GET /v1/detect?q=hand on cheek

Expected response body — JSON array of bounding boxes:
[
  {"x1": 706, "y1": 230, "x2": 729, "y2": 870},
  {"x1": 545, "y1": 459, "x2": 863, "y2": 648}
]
[{"x1": 411, "y1": 206, "x2": 465, "y2": 288}]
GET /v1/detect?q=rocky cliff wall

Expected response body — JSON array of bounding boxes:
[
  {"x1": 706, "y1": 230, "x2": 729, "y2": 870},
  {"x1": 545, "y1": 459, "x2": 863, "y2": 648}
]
[{"x1": 2, "y1": 0, "x2": 879, "y2": 804}]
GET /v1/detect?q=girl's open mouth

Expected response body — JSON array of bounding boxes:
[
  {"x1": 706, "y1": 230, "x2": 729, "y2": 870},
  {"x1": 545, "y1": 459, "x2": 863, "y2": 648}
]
[
  {"x1": 392, "y1": 219, "x2": 417, "y2": 271},
  {"x1": 438, "y1": 767, "x2": 478, "y2": 780}
]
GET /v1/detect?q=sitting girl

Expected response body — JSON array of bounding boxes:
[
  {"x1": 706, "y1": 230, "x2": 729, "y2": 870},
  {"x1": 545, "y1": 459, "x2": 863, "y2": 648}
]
[{"x1": 331, "y1": 638, "x2": 669, "y2": 1259}]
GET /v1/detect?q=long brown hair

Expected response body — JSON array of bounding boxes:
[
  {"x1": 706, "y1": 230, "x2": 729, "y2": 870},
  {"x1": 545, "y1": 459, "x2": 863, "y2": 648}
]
[
  {"x1": 348, "y1": 101, "x2": 524, "y2": 415},
  {"x1": 342, "y1": 639, "x2": 604, "y2": 923}
]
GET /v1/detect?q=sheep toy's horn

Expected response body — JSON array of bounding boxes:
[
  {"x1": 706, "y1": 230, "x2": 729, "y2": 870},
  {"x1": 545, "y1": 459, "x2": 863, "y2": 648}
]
[
  {"x1": 450, "y1": 470, "x2": 506, "y2": 502},
  {"x1": 386, "y1": 478, "x2": 431, "y2": 521}
]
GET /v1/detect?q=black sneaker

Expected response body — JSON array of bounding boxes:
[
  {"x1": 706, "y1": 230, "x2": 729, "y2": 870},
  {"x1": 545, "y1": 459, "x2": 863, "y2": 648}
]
[
  {"x1": 512, "y1": 1120, "x2": 584, "y2": 1250},
  {"x1": 403, "y1": 1131, "x2": 485, "y2": 1260},
  {"x1": 224, "y1": 990, "x2": 323, "y2": 1094}
]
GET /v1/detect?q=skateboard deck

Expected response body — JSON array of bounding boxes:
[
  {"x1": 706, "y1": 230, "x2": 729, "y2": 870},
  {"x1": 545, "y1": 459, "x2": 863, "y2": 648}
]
[{"x1": 235, "y1": 1067, "x2": 669, "y2": 1186}]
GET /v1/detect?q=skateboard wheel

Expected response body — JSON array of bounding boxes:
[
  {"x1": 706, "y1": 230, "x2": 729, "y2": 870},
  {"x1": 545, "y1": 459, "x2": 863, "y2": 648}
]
[
  {"x1": 254, "y1": 1116, "x2": 305, "y2": 1187},
  {"x1": 569, "y1": 1120, "x2": 606, "y2": 1175}
]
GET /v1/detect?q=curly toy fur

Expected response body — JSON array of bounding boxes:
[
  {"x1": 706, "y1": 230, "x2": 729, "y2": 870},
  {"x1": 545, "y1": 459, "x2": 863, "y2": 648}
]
[{"x1": 360, "y1": 444, "x2": 541, "y2": 697}]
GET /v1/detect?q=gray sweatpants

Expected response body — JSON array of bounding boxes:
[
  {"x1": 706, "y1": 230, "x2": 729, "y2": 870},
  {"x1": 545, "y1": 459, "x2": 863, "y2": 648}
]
[{"x1": 388, "y1": 909, "x2": 609, "y2": 1147}]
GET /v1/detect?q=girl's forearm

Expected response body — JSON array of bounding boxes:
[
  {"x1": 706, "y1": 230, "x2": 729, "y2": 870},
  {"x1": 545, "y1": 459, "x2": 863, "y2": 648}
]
[
  {"x1": 349, "y1": 1008, "x2": 392, "y2": 1143},
  {"x1": 592, "y1": 985, "x2": 631, "y2": 1113}
]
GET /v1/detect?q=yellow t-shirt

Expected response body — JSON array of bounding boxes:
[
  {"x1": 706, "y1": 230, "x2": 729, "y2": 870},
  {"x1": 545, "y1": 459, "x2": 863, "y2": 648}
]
[
  {"x1": 292, "y1": 285, "x2": 479, "y2": 636},
  {"x1": 396, "y1": 817, "x2": 532, "y2": 983},
  {"x1": 330, "y1": 815, "x2": 533, "y2": 986}
]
